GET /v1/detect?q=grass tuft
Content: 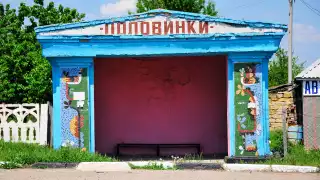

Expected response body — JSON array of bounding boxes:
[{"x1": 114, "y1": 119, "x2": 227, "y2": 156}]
[
  {"x1": 259, "y1": 130, "x2": 320, "y2": 167},
  {"x1": 128, "y1": 162, "x2": 177, "y2": 170},
  {"x1": 0, "y1": 140, "x2": 114, "y2": 168},
  {"x1": 0, "y1": 162, "x2": 22, "y2": 169},
  {"x1": 264, "y1": 144, "x2": 320, "y2": 167}
]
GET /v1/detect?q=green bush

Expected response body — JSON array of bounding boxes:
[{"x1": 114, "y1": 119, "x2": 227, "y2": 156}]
[
  {"x1": 0, "y1": 141, "x2": 114, "y2": 167},
  {"x1": 269, "y1": 130, "x2": 284, "y2": 154}
]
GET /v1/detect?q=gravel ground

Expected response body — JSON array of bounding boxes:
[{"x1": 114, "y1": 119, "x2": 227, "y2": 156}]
[{"x1": 0, "y1": 169, "x2": 319, "y2": 180}]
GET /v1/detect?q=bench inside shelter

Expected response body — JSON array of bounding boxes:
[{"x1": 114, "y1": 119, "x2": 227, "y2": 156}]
[{"x1": 116, "y1": 143, "x2": 201, "y2": 157}]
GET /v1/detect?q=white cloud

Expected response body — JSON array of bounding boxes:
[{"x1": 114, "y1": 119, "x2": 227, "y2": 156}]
[
  {"x1": 100, "y1": 0, "x2": 137, "y2": 17},
  {"x1": 294, "y1": 23, "x2": 320, "y2": 43},
  {"x1": 85, "y1": 13, "x2": 104, "y2": 21}
]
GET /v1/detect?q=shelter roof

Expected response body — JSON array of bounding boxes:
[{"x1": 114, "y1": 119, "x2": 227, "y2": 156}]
[{"x1": 296, "y1": 59, "x2": 320, "y2": 80}]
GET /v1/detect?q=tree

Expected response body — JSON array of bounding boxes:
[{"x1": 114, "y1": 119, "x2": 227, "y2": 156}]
[
  {"x1": 0, "y1": 0, "x2": 85, "y2": 103},
  {"x1": 268, "y1": 48, "x2": 304, "y2": 87},
  {"x1": 135, "y1": 0, "x2": 218, "y2": 16}
]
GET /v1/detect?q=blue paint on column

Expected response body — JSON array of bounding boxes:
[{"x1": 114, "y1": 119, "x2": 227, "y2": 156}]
[
  {"x1": 228, "y1": 57, "x2": 235, "y2": 156},
  {"x1": 262, "y1": 58, "x2": 271, "y2": 155},
  {"x1": 89, "y1": 64, "x2": 95, "y2": 153},
  {"x1": 51, "y1": 62, "x2": 62, "y2": 149}
]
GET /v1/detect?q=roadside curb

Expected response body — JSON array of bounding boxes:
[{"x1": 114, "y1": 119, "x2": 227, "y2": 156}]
[
  {"x1": 127, "y1": 160, "x2": 225, "y2": 170},
  {"x1": 31, "y1": 163, "x2": 79, "y2": 169},
  {"x1": 223, "y1": 164, "x2": 320, "y2": 173},
  {"x1": 14, "y1": 161, "x2": 320, "y2": 173},
  {"x1": 271, "y1": 165, "x2": 319, "y2": 173},
  {"x1": 76, "y1": 162, "x2": 131, "y2": 172},
  {"x1": 223, "y1": 164, "x2": 271, "y2": 172}
]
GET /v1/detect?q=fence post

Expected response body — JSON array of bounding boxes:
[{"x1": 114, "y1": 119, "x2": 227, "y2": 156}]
[
  {"x1": 282, "y1": 107, "x2": 288, "y2": 156},
  {"x1": 48, "y1": 101, "x2": 53, "y2": 146},
  {"x1": 40, "y1": 103, "x2": 49, "y2": 145}
]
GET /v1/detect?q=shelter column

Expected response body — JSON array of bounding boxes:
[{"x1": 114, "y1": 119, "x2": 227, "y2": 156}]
[
  {"x1": 227, "y1": 53, "x2": 271, "y2": 157},
  {"x1": 50, "y1": 58, "x2": 95, "y2": 153}
]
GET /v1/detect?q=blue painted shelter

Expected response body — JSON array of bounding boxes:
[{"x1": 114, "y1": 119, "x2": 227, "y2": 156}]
[{"x1": 35, "y1": 9, "x2": 287, "y2": 158}]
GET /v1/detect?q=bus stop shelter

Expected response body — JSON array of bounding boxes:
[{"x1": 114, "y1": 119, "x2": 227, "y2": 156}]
[{"x1": 35, "y1": 9, "x2": 287, "y2": 158}]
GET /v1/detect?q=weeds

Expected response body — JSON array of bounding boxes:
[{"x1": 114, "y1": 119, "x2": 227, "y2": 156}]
[
  {"x1": 264, "y1": 144, "x2": 320, "y2": 167},
  {"x1": 182, "y1": 152, "x2": 204, "y2": 162},
  {"x1": 0, "y1": 162, "x2": 22, "y2": 169},
  {"x1": 261, "y1": 130, "x2": 320, "y2": 167},
  {"x1": 129, "y1": 162, "x2": 176, "y2": 170},
  {"x1": 269, "y1": 130, "x2": 284, "y2": 155},
  {"x1": 0, "y1": 140, "x2": 114, "y2": 168}
]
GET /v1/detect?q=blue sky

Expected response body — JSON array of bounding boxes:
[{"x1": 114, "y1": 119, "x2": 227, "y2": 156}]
[{"x1": 3, "y1": 0, "x2": 320, "y2": 66}]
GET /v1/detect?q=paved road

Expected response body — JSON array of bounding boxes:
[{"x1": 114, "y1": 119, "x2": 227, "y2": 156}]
[{"x1": 0, "y1": 169, "x2": 319, "y2": 180}]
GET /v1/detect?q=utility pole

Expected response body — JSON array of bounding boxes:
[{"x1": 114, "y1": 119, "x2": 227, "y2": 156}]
[{"x1": 288, "y1": 0, "x2": 294, "y2": 84}]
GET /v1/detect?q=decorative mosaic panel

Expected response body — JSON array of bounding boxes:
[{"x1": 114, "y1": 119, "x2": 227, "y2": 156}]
[
  {"x1": 60, "y1": 68, "x2": 90, "y2": 151},
  {"x1": 234, "y1": 63, "x2": 263, "y2": 156}
]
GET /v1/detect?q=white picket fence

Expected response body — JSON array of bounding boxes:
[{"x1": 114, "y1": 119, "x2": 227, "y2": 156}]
[{"x1": 0, "y1": 103, "x2": 49, "y2": 145}]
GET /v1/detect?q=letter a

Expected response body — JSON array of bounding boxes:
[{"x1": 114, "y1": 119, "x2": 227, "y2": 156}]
[{"x1": 305, "y1": 81, "x2": 311, "y2": 95}]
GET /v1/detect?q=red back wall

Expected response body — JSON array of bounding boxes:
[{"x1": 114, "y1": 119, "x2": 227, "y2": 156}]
[{"x1": 94, "y1": 56, "x2": 227, "y2": 155}]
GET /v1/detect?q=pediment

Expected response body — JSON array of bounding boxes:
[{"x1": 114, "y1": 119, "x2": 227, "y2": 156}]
[{"x1": 36, "y1": 9, "x2": 287, "y2": 37}]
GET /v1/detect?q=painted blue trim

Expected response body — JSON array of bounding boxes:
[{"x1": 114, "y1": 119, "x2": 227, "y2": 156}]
[
  {"x1": 89, "y1": 63, "x2": 95, "y2": 153},
  {"x1": 53, "y1": 58, "x2": 93, "y2": 66},
  {"x1": 51, "y1": 64, "x2": 92, "y2": 67},
  {"x1": 229, "y1": 56, "x2": 263, "y2": 63},
  {"x1": 52, "y1": 58, "x2": 93, "y2": 67},
  {"x1": 228, "y1": 52, "x2": 272, "y2": 60},
  {"x1": 36, "y1": 32, "x2": 286, "y2": 40},
  {"x1": 228, "y1": 57, "x2": 235, "y2": 157},
  {"x1": 51, "y1": 61, "x2": 61, "y2": 149},
  {"x1": 257, "y1": 61, "x2": 265, "y2": 156},
  {"x1": 262, "y1": 58, "x2": 271, "y2": 155},
  {"x1": 39, "y1": 37, "x2": 282, "y2": 58},
  {"x1": 35, "y1": 9, "x2": 287, "y2": 33}
]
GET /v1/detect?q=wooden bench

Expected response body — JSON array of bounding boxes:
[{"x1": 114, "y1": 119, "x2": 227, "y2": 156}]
[{"x1": 116, "y1": 143, "x2": 201, "y2": 156}]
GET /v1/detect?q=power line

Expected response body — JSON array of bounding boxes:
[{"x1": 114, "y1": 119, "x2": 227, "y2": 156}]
[
  {"x1": 299, "y1": 0, "x2": 320, "y2": 16},
  {"x1": 302, "y1": 0, "x2": 320, "y2": 14}
]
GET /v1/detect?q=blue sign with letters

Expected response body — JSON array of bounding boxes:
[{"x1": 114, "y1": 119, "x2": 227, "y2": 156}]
[{"x1": 303, "y1": 80, "x2": 320, "y2": 96}]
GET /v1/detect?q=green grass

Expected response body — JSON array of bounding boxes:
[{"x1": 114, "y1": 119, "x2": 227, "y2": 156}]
[
  {"x1": 269, "y1": 130, "x2": 284, "y2": 155},
  {"x1": 263, "y1": 144, "x2": 320, "y2": 167},
  {"x1": 257, "y1": 130, "x2": 320, "y2": 167},
  {"x1": 0, "y1": 141, "x2": 115, "y2": 168},
  {"x1": 0, "y1": 162, "x2": 22, "y2": 169},
  {"x1": 128, "y1": 162, "x2": 177, "y2": 170}
]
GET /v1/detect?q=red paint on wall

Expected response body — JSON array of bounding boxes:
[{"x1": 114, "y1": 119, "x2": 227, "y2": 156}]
[{"x1": 94, "y1": 56, "x2": 228, "y2": 155}]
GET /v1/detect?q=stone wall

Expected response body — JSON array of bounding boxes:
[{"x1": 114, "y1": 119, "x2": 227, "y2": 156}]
[{"x1": 269, "y1": 91, "x2": 296, "y2": 130}]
